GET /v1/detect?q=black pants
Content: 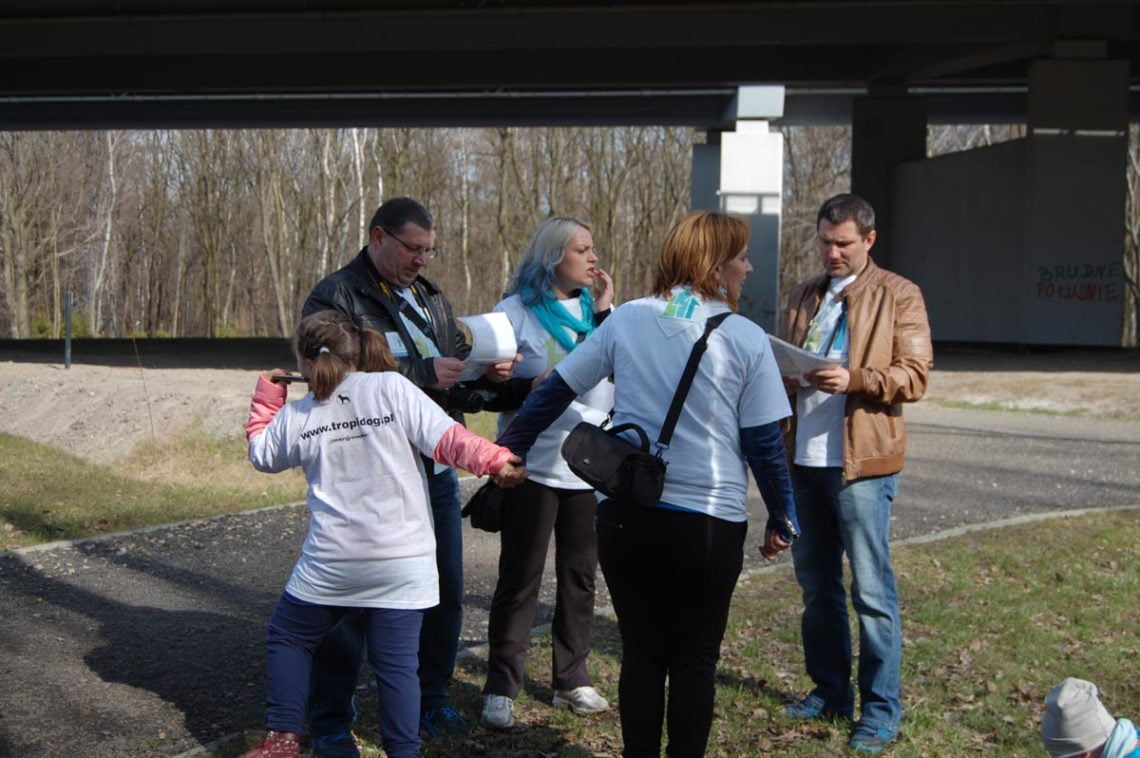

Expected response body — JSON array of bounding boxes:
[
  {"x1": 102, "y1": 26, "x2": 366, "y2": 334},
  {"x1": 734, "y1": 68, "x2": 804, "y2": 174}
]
[
  {"x1": 484, "y1": 479, "x2": 599, "y2": 697},
  {"x1": 596, "y1": 500, "x2": 746, "y2": 758}
]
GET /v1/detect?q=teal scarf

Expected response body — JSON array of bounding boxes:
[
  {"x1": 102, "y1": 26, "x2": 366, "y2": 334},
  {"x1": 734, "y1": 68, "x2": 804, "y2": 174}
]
[
  {"x1": 524, "y1": 286, "x2": 595, "y2": 353},
  {"x1": 1103, "y1": 719, "x2": 1139, "y2": 758}
]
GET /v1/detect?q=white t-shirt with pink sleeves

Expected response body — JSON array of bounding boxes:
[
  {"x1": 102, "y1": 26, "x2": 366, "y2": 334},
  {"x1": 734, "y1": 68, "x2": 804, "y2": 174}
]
[{"x1": 248, "y1": 371, "x2": 459, "y2": 609}]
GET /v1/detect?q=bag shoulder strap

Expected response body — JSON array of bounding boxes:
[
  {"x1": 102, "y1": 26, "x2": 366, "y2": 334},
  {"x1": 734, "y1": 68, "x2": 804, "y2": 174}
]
[{"x1": 657, "y1": 311, "x2": 732, "y2": 452}]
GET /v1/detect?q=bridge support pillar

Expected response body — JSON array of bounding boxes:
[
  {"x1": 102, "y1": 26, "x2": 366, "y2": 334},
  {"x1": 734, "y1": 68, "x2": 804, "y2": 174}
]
[
  {"x1": 691, "y1": 86, "x2": 784, "y2": 331},
  {"x1": 851, "y1": 93, "x2": 927, "y2": 270},
  {"x1": 1022, "y1": 51, "x2": 1130, "y2": 345}
]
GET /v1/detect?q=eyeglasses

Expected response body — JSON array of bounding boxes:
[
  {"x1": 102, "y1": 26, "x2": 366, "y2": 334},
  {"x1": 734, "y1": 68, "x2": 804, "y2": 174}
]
[{"x1": 383, "y1": 227, "x2": 439, "y2": 260}]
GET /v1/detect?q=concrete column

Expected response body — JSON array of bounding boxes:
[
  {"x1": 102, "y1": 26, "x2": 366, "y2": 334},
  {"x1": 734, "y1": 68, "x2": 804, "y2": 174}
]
[
  {"x1": 1022, "y1": 55, "x2": 1129, "y2": 345},
  {"x1": 689, "y1": 86, "x2": 785, "y2": 331},
  {"x1": 690, "y1": 137, "x2": 721, "y2": 212},
  {"x1": 851, "y1": 95, "x2": 927, "y2": 269}
]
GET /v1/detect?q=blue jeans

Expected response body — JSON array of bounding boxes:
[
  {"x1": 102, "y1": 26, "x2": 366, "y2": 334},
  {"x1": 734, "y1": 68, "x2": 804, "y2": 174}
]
[
  {"x1": 265, "y1": 594, "x2": 423, "y2": 758},
  {"x1": 418, "y1": 467, "x2": 463, "y2": 709},
  {"x1": 790, "y1": 466, "x2": 902, "y2": 732},
  {"x1": 308, "y1": 467, "x2": 463, "y2": 734}
]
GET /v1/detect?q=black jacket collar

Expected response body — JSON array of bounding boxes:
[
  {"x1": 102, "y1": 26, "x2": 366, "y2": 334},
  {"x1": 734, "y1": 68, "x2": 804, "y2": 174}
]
[{"x1": 349, "y1": 246, "x2": 442, "y2": 298}]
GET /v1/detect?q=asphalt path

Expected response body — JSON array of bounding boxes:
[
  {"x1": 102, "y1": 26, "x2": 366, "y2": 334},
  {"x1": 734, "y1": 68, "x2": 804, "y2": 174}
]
[{"x1": 1, "y1": 403, "x2": 1137, "y2": 757}]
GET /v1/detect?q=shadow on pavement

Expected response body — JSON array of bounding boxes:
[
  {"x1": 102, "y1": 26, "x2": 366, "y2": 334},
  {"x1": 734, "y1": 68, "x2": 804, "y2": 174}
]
[
  {"x1": 933, "y1": 342, "x2": 1140, "y2": 374},
  {"x1": 0, "y1": 555, "x2": 269, "y2": 754},
  {"x1": 0, "y1": 508, "x2": 306, "y2": 756}
]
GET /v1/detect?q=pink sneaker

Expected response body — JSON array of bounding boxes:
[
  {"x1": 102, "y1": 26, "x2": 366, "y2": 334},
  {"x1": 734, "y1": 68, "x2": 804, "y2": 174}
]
[{"x1": 240, "y1": 731, "x2": 300, "y2": 758}]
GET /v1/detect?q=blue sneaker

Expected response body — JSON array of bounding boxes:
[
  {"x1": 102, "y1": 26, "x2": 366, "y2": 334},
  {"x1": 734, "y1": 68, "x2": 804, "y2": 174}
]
[
  {"x1": 310, "y1": 731, "x2": 359, "y2": 758},
  {"x1": 848, "y1": 722, "x2": 897, "y2": 753},
  {"x1": 784, "y1": 693, "x2": 853, "y2": 721},
  {"x1": 419, "y1": 705, "x2": 470, "y2": 740}
]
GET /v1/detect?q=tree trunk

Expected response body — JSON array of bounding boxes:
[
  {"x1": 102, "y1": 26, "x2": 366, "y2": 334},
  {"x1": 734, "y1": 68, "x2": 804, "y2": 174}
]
[
  {"x1": 91, "y1": 131, "x2": 120, "y2": 335},
  {"x1": 352, "y1": 127, "x2": 366, "y2": 243}
]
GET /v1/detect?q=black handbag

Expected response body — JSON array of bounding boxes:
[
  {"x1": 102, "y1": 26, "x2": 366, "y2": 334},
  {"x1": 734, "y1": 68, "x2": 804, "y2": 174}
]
[
  {"x1": 460, "y1": 479, "x2": 506, "y2": 532},
  {"x1": 561, "y1": 312, "x2": 731, "y2": 507},
  {"x1": 561, "y1": 421, "x2": 666, "y2": 507}
]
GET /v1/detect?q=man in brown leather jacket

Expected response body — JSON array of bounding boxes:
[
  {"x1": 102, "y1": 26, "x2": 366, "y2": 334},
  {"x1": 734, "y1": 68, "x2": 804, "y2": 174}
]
[{"x1": 778, "y1": 193, "x2": 932, "y2": 754}]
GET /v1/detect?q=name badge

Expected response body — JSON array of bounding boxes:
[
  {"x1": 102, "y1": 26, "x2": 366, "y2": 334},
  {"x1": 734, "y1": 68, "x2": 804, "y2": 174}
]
[{"x1": 386, "y1": 331, "x2": 409, "y2": 358}]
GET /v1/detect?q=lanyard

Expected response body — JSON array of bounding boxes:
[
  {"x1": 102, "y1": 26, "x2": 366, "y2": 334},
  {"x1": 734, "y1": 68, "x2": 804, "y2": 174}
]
[
  {"x1": 375, "y1": 278, "x2": 438, "y2": 346},
  {"x1": 822, "y1": 305, "x2": 847, "y2": 357}
]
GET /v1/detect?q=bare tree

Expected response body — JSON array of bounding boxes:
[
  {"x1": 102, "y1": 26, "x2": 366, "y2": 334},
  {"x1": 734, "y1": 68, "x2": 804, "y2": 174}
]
[
  {"x1": 0, "y1": 132, "x2": 100, "y2": 337},
  {"x1": 779, "y1": 125, "x2": 852, "y2": 295},
  {"x1": 1123, "y1": 125, "x2": 1140, "y2": 346},
  {"x1": 0, "y1": 133, "x2": 40, "y2": 338},
  {"x1": 927, "y1": 124, "x2": 1026, "y2": 157},
  {"x1": 458, "y1": 131, "x2": 474, "y2": 298},
  {"x1": 90, "y1": 131, "x2": 123, "y2": 334},
  {"x1": 351, "y1": 127, "x2": 367, "y2": 245}
]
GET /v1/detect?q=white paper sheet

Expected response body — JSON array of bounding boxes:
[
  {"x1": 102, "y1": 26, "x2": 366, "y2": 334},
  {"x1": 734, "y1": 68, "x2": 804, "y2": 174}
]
[
  {"x1": 455, "y1": 312, "x2": 519, "y2": 381},
  {"x1": 768, "y1": 335, "x2": 839, "y2": 386}
]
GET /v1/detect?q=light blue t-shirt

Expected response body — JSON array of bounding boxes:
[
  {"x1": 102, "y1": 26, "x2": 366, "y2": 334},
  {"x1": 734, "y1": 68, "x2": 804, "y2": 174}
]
[{"x1": 554, "y1": 287, "x2": 791, "y2": 522}]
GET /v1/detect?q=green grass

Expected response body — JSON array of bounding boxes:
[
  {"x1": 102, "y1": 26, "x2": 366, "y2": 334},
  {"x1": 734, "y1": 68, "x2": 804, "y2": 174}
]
[
  {"x1": 463, "y1": 410, "x2": 500, "y2": 442},
  {"x1": 0, "y1": 411, "x2": 504, "y2": 552},
  {"x1": 224, "y1": 509, "x2": 1138, "y2": 757},
  {"x1": 927, "y1": 398, "x2": 1140, "y2": 422},
  {"x1": 930, "y1": 399, "x2": 1085, "y2": 415},
  {"x1": 6, "y1": 411, "x2": 1134, "y2": 756},
  {"x1": 0, "y1": 430, "x2": 305, "y2": 550}
]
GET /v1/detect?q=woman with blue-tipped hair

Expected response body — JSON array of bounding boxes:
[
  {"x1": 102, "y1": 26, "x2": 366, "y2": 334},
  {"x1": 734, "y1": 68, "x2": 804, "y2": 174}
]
[
  {"x1": 497, "y1": 210, "x2": 799, "y2": 757},
  {"x1": 480, "y1": 216, "x2": 616, "y2": 730}
]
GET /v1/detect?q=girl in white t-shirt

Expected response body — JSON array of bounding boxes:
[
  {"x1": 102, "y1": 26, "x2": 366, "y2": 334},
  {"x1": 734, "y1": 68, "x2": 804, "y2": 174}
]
[
  {"x1": 480, "y1": 217, "x2": 615, "y2": 730},
  {"x1": 241, "y1": 310, "x2": 524, "y2": 758}
]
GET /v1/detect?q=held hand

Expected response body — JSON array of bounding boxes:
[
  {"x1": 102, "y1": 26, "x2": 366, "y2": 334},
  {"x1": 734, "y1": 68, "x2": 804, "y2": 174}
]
[
  {"x1": 431, "y1": 357, "x2": 466, "y2": 390},
  {"x1": 805, "y1": 366, "x2": 850, "y2": 395},
  {"x1": 493, "y1": 456, "x2": 527, "y2": 488},
  {"x1": 591, "y1": 267, "x2": 615, "y2": 312},
  {"x1": 486, "y1": 354, "x2": 522, "y2": 383},
  {"x1": 264, "y1": 369, "x2": 289, "y2": 384},
  {"x1": 759, "y1": 528, "x2": 792, "y2": 561}
]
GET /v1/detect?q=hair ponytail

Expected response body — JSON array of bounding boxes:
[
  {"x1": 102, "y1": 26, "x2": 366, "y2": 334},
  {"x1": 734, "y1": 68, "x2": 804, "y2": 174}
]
[
  {"x1": 294, "y1": 310, "x2": 395, "y2": 401},
  {"x1": 307, "y1": 350, "x2": 350, "y2": 401},
  {"x1": 359, "y1": 328, "x2": 398, "y2": 373}
]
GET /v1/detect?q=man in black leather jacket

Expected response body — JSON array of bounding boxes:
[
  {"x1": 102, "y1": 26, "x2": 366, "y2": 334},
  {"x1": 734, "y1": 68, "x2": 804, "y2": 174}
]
[{"x1": 300, "y1": 196, "x2": 530, "y2": 755}]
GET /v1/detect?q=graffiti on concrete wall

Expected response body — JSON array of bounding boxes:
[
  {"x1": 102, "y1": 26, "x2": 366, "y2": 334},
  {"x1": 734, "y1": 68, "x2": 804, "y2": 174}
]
[{"x1": 1036, "y1": 262, "x2": 1121, "y2": 302}]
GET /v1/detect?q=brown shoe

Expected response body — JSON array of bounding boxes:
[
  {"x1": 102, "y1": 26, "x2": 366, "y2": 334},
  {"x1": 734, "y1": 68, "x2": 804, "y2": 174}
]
[{"x1": 239, "y1": 731, "x2": 300, "y2": 758}]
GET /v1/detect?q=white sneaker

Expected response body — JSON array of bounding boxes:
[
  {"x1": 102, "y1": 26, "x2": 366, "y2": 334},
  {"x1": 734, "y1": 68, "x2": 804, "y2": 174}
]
[
  {"x1": 481, "y1": 694, "x2": 515, "y2": 729},
  {"x1": 552, "y1": 686, "x2": 610, "y2": 715}
]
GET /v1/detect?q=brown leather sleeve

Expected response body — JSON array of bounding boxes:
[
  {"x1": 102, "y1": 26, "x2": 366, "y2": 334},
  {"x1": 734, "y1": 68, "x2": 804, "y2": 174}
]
[{"x1": 847, "y1": 278, "x2": 933, "y2": 403}]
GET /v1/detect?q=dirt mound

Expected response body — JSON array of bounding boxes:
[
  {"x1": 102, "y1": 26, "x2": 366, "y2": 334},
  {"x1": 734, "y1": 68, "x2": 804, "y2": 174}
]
[
  {"x1": 1, "y1": 344, "x2": 1138, "y2": 465},
  {"x1": 0, "y1": 362, "x2": 260, "y2": 463}
]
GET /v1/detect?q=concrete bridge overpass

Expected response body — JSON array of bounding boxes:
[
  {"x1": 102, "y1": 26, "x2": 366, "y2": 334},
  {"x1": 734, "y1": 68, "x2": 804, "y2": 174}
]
[
  {"x1": 2, "y1": 1, "x2": 1137, "y2": 345},
  {"x1": 2, "y1": 1, "x2": 1139, "y2": 129}
]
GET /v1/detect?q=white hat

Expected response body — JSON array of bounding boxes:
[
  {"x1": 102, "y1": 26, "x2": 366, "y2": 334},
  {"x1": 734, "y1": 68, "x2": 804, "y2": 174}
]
[{"x1": 1042, "y1": 678, "x2": 1116, "y2": 758}]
